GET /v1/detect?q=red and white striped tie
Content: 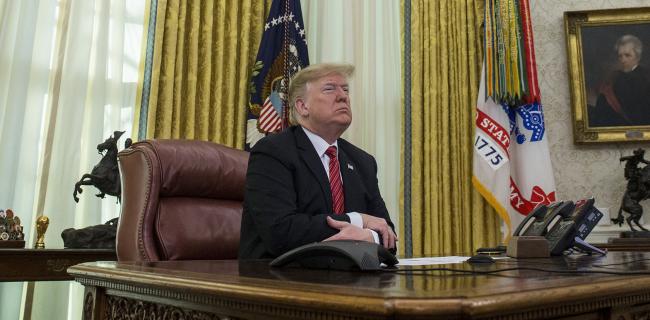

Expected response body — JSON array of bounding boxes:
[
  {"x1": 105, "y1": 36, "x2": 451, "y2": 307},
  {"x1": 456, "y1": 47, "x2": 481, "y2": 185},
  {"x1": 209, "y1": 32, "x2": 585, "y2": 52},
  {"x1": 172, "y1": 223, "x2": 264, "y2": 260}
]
[{"x1": 326, "y1": 146, "x2": 345, "y2": 214}]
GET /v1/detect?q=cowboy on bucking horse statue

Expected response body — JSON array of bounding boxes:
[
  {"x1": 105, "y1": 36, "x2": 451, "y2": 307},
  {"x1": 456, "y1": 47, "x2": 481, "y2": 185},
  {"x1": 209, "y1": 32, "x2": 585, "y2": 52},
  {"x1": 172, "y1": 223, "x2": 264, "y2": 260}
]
[
  {"x1": 612, "y1": 148, "x2": 650, "y2": 232},
  {"x1": 65, "y1": 131, "x2": 131, "y2": 249},
  {"x1": 73, "y1": 131, "x2": 131, "y2": 203}
]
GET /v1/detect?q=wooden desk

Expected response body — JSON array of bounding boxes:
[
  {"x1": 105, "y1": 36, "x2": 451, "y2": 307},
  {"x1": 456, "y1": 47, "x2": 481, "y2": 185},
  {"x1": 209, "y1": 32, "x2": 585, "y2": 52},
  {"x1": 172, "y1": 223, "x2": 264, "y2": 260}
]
[
  {"x1": 70, "y1": 252, "x2": 650, "y2": 320},
  {"x1": 0, "y1": 249, "x2": 116, "y2": 281}
]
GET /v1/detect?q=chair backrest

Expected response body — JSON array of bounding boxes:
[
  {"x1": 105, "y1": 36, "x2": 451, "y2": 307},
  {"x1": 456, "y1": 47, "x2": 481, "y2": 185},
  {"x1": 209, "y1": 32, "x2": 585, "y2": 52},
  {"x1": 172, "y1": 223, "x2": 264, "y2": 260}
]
[{"x1": 116, "y1": 139, "x2": 248, "y2": 261}]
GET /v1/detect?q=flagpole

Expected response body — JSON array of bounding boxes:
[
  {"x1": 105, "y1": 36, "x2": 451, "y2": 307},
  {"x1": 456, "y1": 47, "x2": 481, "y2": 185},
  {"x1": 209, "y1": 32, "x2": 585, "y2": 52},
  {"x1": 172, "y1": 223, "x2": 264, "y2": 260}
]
[{"x1": 281, "y1": 0, "x2": 290, "y2": 130}]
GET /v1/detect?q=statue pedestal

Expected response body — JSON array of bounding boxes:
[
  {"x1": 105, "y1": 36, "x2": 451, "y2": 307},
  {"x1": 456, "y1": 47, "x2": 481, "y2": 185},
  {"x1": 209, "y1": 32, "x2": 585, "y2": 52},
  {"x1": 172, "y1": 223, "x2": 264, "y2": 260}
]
[
  {"x1": 619, "y1": 231, "x2": 650, "y2": 239},
  {"x1": 608, "y1": 231, "x2": 650, "y2": 247}
]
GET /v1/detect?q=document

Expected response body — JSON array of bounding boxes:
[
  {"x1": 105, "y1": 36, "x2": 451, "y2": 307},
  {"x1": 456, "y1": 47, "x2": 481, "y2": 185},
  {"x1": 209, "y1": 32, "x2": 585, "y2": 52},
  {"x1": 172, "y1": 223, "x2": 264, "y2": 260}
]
[{"x1": 397, "y1": 256, "x2": 470, "y2": 266}]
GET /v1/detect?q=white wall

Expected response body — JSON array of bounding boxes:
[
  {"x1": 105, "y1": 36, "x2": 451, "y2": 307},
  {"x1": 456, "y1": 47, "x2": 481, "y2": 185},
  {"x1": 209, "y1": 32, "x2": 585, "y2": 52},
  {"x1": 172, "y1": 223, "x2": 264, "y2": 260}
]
[{"x1": 531, "y1": 0, "x2": 650, "y2": 242}]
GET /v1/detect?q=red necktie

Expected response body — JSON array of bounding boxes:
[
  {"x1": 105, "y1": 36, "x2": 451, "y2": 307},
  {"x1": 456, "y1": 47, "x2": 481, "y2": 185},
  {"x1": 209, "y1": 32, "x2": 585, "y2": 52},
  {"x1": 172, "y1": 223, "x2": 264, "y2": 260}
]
[{"x1": 326, "y1": 146, "x2": 345, "y2": 214}]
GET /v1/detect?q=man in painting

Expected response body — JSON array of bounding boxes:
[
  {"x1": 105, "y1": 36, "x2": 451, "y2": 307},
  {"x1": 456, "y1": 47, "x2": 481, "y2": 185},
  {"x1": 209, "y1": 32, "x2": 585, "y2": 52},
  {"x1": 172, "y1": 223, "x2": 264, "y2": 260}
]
[{"x1": 591, "y1": 34, "x2": 650, "y2": 127}]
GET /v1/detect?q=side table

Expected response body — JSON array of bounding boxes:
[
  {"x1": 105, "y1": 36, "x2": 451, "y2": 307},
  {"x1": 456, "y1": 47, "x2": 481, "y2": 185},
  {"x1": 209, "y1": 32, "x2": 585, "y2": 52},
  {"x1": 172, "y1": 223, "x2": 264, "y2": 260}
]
[{"x1": 0, "y1": 249, "x2": 116, "y2": 281}]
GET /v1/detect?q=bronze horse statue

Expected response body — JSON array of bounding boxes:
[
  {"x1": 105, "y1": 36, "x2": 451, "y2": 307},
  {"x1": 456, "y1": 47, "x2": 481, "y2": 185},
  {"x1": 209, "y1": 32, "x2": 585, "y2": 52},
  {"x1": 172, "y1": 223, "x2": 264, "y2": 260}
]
[
  {"x1": 612, "y1": 148, "x2": 650, "y2": 232},
  {"x1": 73, "y1": 131, "x2": 132, "y2": 203}
]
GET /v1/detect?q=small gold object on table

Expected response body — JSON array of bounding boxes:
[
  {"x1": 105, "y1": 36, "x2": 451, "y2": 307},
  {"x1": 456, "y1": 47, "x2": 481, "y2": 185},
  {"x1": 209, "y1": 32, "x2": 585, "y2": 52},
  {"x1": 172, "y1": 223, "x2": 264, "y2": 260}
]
[
  {"x1": 35, "y1": 215, "x2": 49, "y2": 249},
  {"x1": 0, "y1": 209, "x2": 26, "y2": 248}
]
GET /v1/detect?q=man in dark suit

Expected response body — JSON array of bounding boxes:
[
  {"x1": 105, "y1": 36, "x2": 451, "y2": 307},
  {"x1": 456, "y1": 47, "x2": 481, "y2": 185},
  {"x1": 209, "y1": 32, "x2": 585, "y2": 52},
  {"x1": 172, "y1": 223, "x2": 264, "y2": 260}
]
[{"x1": 239, "y1": 63, "x2": 396, "y2": 259}]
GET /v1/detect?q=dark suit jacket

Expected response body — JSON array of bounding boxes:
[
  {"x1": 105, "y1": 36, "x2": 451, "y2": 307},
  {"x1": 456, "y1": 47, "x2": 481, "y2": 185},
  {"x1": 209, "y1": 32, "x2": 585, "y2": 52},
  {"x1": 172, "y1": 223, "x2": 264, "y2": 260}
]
[
  {"x1": 239, "y1": 126, "x2": 395, "y2": 259},
  {"x1": 593, "y1": 66, "x2": 650, "y2": 127}
]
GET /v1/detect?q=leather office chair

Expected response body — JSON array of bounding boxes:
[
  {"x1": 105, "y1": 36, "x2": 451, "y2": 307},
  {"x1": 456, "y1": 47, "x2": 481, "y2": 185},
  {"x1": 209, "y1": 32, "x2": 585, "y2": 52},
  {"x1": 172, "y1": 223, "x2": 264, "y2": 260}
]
[{"x1": 115, "y1": 139, "x2": 248, "y2": 261}]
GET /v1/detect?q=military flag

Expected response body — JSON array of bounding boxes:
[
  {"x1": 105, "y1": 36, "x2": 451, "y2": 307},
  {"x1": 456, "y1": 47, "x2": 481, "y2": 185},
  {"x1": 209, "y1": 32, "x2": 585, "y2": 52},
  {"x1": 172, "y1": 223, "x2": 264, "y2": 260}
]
[
  {"x1": 247, "y1": 0, "x2": 309, "y2": 148},
  {"x1": 472, "y1": 0, "x2": 556, "y2": 238}
]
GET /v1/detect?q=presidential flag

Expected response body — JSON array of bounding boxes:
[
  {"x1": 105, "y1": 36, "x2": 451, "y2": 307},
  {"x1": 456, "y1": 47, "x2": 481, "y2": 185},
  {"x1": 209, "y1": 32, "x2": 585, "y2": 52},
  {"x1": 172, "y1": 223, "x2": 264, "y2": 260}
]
[
  {"x1": 247, "y1": 0, "x2": 309, "y2": 148},
  {"x1": 472, "y1": 0, "x2": 556, "y2": 238}
]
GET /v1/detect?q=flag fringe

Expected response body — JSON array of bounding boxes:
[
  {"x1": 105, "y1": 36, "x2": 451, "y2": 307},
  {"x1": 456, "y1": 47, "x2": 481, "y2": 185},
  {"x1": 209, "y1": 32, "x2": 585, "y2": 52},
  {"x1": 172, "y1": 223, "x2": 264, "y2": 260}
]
[{"x1": 471, "y1": 175, "x2": 512, "y2": 242}]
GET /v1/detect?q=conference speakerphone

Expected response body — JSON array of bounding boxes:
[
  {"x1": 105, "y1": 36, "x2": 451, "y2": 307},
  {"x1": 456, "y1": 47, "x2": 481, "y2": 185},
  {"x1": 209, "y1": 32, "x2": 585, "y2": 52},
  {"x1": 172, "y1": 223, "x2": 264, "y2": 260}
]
[{"x1": 270, "y1": 240, "x2": 398, "y2": 271}]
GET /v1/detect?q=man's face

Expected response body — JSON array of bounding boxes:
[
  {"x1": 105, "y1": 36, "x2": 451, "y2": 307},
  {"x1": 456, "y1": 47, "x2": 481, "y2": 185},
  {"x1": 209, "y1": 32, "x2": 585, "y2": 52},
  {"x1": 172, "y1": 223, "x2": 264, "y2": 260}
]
[
  {"x1": 618, "y1": 43, "x2": 640, "y2": 72},
  {"x1": 299, "y1": 73, "x2": 352, "y2": 134}
]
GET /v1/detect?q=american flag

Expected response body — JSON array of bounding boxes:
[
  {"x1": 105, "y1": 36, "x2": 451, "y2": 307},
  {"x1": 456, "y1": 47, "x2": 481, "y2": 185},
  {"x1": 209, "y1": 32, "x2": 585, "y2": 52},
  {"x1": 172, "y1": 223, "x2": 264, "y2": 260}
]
[
  {"x1": 246, "y1": 0, "x2": 309, "y2": 148},
  {"x1": 259, "y1": 97, "x2": 282, "y2": 133}
]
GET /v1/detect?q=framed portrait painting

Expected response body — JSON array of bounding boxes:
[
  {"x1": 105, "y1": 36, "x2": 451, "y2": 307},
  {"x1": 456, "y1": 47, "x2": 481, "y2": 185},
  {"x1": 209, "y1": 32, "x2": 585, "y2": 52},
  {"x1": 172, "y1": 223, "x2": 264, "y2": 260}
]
[{"x1": 565, "y1": 7, "x2": 650, "y2": 143}]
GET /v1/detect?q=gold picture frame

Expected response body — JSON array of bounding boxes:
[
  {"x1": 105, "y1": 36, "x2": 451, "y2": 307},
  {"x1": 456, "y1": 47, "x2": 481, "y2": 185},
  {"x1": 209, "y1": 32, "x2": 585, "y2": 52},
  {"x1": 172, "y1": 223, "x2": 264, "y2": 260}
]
[{"x1": 565, "y1": 7, "x2": 650, "y2": 143}]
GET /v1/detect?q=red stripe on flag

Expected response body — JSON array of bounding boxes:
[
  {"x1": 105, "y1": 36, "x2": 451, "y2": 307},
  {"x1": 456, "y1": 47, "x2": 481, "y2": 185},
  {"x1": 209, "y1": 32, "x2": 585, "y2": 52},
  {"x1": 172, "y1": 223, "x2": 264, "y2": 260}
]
[
  {"x1": 519, "y1": 0, "x2": 540, "y2": 103},
  {"x1": 259, "y1": 97, "x2": 282, "y2": 133}
]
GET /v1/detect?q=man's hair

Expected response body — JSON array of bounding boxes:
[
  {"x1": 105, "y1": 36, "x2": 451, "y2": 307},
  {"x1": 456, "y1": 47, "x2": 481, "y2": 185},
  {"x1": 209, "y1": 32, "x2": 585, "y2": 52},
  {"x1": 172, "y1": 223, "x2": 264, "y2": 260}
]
[
  {"x1": 288, "y1": 63, "x2": 355, "y2": 125},
  {"x1": 616, "y1": 34, "x2": 643, "y2": 58}
]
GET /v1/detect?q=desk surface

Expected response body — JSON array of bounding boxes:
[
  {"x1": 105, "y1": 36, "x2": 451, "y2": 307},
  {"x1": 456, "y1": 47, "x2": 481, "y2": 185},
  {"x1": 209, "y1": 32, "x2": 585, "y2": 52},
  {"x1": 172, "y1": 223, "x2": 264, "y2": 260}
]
[{"x1": 70, "y1": 252, "x2": 650, "y2": 320}]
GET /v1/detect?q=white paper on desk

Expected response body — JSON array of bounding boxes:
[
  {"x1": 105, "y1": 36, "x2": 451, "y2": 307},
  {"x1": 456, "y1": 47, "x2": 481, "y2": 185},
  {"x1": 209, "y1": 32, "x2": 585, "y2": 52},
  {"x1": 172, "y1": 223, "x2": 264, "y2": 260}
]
[{"x1": 397, "y1": 256, "x2": 470, "y2": 266}]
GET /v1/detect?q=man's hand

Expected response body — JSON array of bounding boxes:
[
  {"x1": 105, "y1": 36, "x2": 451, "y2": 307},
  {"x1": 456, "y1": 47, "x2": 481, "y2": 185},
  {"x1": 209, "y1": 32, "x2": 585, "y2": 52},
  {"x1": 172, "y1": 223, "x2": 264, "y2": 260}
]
[
  {"x1": 360, "y1": 214, "x2": 396, "y2": 250},
  {"x1": 324, "y1": 217, "x2": 374, "y2": 242}
]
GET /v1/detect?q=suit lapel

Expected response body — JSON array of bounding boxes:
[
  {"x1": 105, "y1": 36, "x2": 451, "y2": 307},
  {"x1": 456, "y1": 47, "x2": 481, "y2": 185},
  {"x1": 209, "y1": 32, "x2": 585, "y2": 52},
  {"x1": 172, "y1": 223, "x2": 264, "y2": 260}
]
[{"x1": 294, "y1": 128, "x2": 332, "y2": 211}]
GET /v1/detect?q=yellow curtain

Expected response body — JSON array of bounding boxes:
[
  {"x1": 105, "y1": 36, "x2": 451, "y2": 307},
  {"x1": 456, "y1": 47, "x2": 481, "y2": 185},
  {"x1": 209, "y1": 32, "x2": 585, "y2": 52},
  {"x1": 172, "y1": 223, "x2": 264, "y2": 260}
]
[
  {"x1": 142, "y1": 0, "x2": 271, "y2": 148},
  {"x1": 400, "y1": 0, "x2": 501, "y2": 256}
]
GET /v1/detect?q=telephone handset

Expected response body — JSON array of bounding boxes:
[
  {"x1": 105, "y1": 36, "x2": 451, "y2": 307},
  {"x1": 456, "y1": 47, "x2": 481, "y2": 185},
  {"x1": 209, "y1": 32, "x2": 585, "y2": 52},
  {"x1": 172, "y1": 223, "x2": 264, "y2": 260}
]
[
  {"x1": 512, "y1": 201, "x2": 575, "y2": 237},
  {"x1": 545, "y1": 200, "x2": 588, "y2": 255},
  {"x1": 512, "y1": 204, "x2": 547, "y2": 237}
]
